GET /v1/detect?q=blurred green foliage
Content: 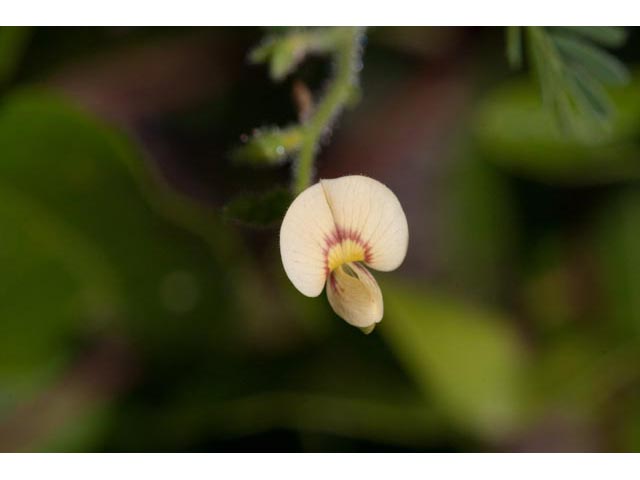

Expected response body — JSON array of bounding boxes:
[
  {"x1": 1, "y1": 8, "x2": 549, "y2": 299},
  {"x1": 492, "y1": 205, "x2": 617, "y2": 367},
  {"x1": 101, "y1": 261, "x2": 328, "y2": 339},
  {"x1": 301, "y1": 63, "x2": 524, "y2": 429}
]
[
  {"x1": 507, "y1": 26, "x2": 630, "y2": 139},
  {"x1": 474, "y1": 74, "x2": 640, "y2": 184},
  {"x1": 0, "y1": 89, "x2": 240, "y2": 449},
  {"x1": 382, "y1": 281, "x2": 526, "y2": 438},
  {"x1": 250, "y1": 27, "x2": 352, "y2": 82}
]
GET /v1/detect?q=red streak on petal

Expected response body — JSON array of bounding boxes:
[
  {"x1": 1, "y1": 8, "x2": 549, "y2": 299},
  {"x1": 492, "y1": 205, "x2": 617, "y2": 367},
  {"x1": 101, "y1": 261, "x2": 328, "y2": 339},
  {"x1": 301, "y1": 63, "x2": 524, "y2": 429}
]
[{"x1": 329, "y1": 272, "x2": 338, "y2": 294}]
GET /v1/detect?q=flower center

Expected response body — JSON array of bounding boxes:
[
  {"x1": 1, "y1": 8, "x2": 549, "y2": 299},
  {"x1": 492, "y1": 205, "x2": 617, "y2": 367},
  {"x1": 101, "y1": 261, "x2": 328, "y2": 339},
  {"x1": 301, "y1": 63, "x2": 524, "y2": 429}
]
[{"x1": 323, "y1": 227, "x2": 372, "y2": 273}]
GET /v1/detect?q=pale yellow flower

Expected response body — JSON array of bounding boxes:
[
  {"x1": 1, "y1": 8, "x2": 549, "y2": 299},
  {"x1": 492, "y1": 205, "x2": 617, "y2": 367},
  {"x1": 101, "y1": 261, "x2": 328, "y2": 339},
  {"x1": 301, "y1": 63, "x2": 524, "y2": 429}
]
[{"x1": 280, "y1": 175, "x2": 409, "y2": 333}]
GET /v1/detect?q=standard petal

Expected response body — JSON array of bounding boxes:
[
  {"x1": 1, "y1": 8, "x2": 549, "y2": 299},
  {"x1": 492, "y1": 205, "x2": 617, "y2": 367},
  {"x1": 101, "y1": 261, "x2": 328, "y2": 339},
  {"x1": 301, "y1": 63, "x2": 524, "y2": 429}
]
[
  {"x1": 326, "y1": 262, "x2": 383, "y2": 329},
  {"x1": 280, "y1": 182, "x2": 335, "y2": 297},
  {"x1": 320, "y1": 175, "x2": 408, "y2": 272}
]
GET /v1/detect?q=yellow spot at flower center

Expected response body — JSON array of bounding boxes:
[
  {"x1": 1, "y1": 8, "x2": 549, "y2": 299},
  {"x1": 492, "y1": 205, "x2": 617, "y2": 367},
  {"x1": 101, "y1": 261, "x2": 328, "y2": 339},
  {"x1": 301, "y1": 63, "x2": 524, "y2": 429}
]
[{"x1": 327, "y1": 239, "x2": 366, "y2": 272}]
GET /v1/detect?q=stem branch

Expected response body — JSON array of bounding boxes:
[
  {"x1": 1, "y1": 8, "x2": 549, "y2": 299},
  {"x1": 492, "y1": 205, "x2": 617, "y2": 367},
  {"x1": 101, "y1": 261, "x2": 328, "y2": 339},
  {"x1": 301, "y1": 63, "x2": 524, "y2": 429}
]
[{"x1": 292, "y1": 27, "x2": 364, "y2": 194}]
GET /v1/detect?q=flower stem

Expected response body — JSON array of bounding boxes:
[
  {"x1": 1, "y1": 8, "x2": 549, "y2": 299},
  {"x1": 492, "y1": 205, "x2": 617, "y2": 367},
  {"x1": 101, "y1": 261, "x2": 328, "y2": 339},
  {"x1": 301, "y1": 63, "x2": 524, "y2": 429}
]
[{"x1": 292, "y1": 27, "x2": 364, "y2": 194}]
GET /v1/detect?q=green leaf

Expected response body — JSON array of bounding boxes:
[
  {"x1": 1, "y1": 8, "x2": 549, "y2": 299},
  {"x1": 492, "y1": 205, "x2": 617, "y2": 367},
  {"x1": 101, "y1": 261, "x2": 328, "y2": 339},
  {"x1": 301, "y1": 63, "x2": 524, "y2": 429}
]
[
  {"x1": 250, "y1": 32, "x2": 315, "y2": 82},
  {"x1": 552, "y1": 32, "x2": 630, "y2": 86},
  {"x1": 381, "y1": 281, "x2": 526, "y2": 437},
  {"x1": 249, "y1": 35, "x2": 304, "y2": 81},
  {"x1": 250, "y1": 28, "x2": 349, "y2": 82},
  {"x1": 223, "y1": 187, "x2": 292, "y2": 227},
  {"x1": 560, "y1": 26, "x2": 628, "y2": 48}
]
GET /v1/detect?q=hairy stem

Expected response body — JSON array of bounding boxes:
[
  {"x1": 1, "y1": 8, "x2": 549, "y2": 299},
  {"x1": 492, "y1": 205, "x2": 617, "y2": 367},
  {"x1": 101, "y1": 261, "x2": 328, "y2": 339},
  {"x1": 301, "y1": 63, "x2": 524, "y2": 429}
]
[{"x1": 292, "y1": 27, "x2": 364, "y2": 194}]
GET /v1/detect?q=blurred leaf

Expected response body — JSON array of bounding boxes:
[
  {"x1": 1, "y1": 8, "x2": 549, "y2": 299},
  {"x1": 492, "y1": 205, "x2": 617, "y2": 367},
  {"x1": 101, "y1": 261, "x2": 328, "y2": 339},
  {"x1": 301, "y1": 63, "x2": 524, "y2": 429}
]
[
  {"x1": 0, "y1": 185, "x2": 120, "y2": 412},
  {"x1": 552, "y1": 32, "x2": 630, "y2": 86},
  {"x1": 0, "y1": 88, "x2": 242, "y2": 429},
  {"x1": 232, "y1": 126, "x2": 304, "y2": 166},
  {"x1": 568, "y1": 67, "x2": 612, "y2": 120},
  {"x1": 514, "y1": 26, "x2": 630, "y2": 139},
  {"x1": 0, "y1": 27, "x2": 31, "y2": 87},
  {"x1": 223, "y1": 187, "x2": 292, "y2": 227},
  {"x1": 250, "y1": 36, "x2": 302, "y2": 81},
  {"x1": 559, "y1": 26, "x2": 628, "y2": 48},
  {"x1": 250, "y1": 28, "x2": 346, "y2": 82},
  {"x1": 381, "y1": 281, "x2": 526, "y2": 438},
  {"x1": 473, "y1": 76, "x2": 640, "y2": 184}
]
